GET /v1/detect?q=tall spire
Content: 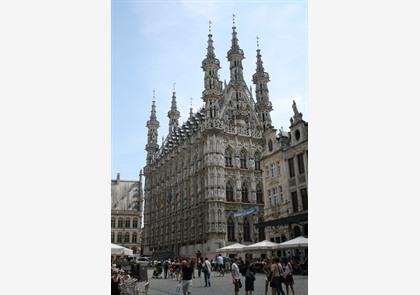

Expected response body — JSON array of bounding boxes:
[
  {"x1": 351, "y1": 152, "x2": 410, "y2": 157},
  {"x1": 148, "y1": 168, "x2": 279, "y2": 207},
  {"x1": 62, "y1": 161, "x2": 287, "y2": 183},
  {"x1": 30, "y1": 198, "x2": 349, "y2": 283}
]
[
  {"x1": 189, "y1": 97, "x2": 194, "y2": 119},
  {"x1": 252, "y1": 38, "x2": 273, "y2": 131},
  {"x1": 202, "y1": 20, "x2": 222, "y2": 120},
  {"x1": 227, "y1": 14, "x2": 245, "y2": 85},
  {"x1": 146, "y1": 90, "x2": 160, "y2": 164},
  {"x1": 168, "y1": 83, "x2": 180, "y2": 133}
]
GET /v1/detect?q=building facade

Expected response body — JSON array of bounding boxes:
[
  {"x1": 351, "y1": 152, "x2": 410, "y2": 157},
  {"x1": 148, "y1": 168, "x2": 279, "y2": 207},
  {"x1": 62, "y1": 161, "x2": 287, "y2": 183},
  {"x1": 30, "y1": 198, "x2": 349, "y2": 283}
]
[
  {"x1": 111, "y1": 172, "x2": 144, "y2": 254},
  {"x1": 142, "y1": 22, "x2": 280, "y2": 258},
  {"x1": 258, "y1": 103, "x2": 308, "y2": 244},
  {"x1": 143, "y1": 21, "x2": 308, "y2": 258}
]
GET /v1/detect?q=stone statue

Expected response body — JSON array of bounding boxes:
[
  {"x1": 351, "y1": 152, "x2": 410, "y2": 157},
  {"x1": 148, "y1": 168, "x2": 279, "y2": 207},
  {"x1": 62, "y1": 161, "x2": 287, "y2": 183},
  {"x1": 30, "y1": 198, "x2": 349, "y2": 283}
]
[{"x1": 292, "y1": 100, "x2": 299, "y2": 116}]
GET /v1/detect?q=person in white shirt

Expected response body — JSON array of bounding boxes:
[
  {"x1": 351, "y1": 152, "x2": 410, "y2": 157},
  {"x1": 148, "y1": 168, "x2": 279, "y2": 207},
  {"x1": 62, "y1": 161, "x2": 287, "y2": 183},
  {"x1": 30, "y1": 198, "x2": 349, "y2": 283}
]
[
  {"x1": 203, "y1": 257, "x2": 212, "y2": 287},
  {"x1": 231, "y1": 257, "x2": 241, "y2": 295}
]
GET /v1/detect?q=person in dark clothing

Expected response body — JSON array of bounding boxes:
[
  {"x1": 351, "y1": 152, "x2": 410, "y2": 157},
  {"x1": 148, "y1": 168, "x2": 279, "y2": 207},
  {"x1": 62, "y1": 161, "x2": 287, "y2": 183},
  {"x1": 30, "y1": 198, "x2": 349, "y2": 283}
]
[
  {"x1": 197, "y1": 259, "x2": 203, "y2": 278},
  {"x1": 243, "y1": 261, "x2": 256, "y2": 295},
  {"x1": 111, "y1": 270, "x2": 121, "y2": 295},
  {"x1": 163, "y1": 259, "x2": 169, "y2": 279},
  {"x1": 181, "y1": 260, "x2": 194, "y2": 295}
]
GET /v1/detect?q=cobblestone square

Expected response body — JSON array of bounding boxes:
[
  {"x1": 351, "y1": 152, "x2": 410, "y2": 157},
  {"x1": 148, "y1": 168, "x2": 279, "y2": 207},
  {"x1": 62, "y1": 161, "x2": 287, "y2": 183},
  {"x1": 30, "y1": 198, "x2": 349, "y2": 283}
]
[{"x1": 146, "y1": 269, "x2": 307, "y2": 295}]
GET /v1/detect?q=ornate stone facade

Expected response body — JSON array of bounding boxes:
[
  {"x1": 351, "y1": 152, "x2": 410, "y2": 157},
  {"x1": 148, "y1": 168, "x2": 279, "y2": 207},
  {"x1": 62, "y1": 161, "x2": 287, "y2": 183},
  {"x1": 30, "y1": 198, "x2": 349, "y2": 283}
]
[{"x1": 143, "y1": 22, "x2": 296, "y2": 258}]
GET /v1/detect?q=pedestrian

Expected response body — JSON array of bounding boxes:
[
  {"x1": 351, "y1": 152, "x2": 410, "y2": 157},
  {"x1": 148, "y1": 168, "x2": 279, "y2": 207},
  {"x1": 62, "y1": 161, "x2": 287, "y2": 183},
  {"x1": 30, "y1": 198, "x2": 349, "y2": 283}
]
[
  {"x1": 270, "y1": 257, "x2": 285, "y2": 295},
  {"x1": 217, "y1": 254, "x2": 225, "y2": 276},
  {"x1": 203, "y1": 257, "x2": 212, "y2": 287},
  {"x1": 243, "y1": 261, "x2": 256, "y2": 295},
  {"x1": 111, "y1": 270, "x2": 121, "y2": 295},
  {"x1": 180, "y1": 259, "x2": 194, "y2": 295},
  {"x1": 231, "y1": 257, "x2": 242, "y2": 295},
  {"x1": 175, "y1": 259, "x2": 181, "y2": 281},
  {"x1": 263, "y1": 259, "x2": 272, "y2": 295},
  {"x1": 282, "y1": 257, "x2": 295, "y2": 295},
  {"x1": 163, "y1": 258, "x2": 169, "y2": 279},
  {"x1": 225, "y1": 256, "x2": 231, "y2": 272},
  {"x1": 197, "y1": 258, "x2": 203, "y2": 278}
]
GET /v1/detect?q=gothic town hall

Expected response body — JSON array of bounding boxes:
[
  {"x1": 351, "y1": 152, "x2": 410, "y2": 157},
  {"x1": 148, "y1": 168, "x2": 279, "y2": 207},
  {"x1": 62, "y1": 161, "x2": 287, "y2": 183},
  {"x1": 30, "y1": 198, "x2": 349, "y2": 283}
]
[{"x1": 143, "y1": 22, "x2": 308, "y2": 258}]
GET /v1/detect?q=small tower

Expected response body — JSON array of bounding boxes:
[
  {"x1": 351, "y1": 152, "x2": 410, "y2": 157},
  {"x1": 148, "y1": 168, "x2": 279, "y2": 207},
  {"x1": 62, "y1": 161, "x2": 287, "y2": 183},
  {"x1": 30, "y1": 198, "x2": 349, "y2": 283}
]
[
  {"x1": 252, "y1": 37, "x2": 273, "y2": 131},
  {"x1": 145, "y1": 91, "x2": 160, "y2": 164},
  {"x1": 168, "y1": 84, "x2": 180, "y2": 133},
  {"x1": 227, "y1": 14, "x2": 246, "y2": 86},
  {"x1": 202, "y1": 20, "x2": 223, "y2": 119}
]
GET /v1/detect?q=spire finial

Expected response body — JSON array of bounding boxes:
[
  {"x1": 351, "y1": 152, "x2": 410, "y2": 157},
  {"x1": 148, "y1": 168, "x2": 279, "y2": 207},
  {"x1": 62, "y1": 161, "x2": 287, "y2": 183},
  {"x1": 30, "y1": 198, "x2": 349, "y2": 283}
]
[
  {"x1": 209, "y1": 20, "x2": 212, "y2": 34},
  {"x1": 232, "y1": 13, "x2": 236, "y2": 26},
  {"x1": 256, "y1": 36, "x2": 260, "y2": 49},
  {"x1": 172, "y1": 82, "x2": 176, "y2": 92},
  {"x1": 152, "y1": 89, "x2": 156, "y2": 102},
  {"x1": 190, "y1": 97, "x2": 193, "y2": 108}
]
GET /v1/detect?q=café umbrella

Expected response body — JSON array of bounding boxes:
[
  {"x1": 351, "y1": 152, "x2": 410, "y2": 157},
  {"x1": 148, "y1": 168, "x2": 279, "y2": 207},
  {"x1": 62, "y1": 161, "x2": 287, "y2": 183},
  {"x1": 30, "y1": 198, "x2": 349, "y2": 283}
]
[
  {"x1": 216, "y1": 243, "x2": 246, "y2": 253},
  {"x1": 244, "y1": 240, "x2": 280, "y2": 251},
  {"x1": 276, "y1": 236, "x2": 308, "y2": 249},
  {"x1": 111, "y1": 243, "x2": 133, "y2": 256}
]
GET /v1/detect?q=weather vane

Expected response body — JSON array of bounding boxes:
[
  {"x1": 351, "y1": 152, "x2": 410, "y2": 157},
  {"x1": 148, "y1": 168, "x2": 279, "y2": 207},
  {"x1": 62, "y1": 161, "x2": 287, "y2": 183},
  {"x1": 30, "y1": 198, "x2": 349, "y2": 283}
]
[
  {"x1": 209, "y1": 20, "x2": 212, "y2": 34},
  {"x1": 256, "y1": 36, "x2": 260, "y2": 48},
  {"x1": 233, "y1": 14, "x2": 236, "y2": 26}
]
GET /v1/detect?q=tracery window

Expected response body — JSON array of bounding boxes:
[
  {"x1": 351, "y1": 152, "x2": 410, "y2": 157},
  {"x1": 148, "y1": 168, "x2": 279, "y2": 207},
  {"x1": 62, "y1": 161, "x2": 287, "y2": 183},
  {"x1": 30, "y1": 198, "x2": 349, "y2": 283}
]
[
  {"x1": 227, "y1": 218, "x2": 235, "y2": 241},
  {"x1": 226, "y1": 181, "x2": 234, "y2": 202},
  {"x1": 243, "y1": 218, "x2": 251, "y2": 242},
  {"x1": 240, "y1": 149, "x2": 247, "y2": 169},
  {"x1": 124, "y1": 232, "x2": 130, "y2": 243},
  {"x1": 254, "y1": 152, "x2": 261, "y2": 170},
  {"x1": 111, "y1": 218, "x2": 115, "y2": 228},
  {"x1": 132, "y1": 232, "x2": 137, "y2": 243},
  {"x1": 125, "y1": 218, "x2": 131, "y2": 228},
  {"x1": 241, "y1": 182, "x2": 249, "y2": 203},
  {"x1": 256, "y1": 183, "x2": 263, "y2": 204},
  {"x1": 117, "y1": 232, "x2": 122, "y2": 243},
  {"x1": 118, "y1": 218, "x2": 123, "y2": 228}
]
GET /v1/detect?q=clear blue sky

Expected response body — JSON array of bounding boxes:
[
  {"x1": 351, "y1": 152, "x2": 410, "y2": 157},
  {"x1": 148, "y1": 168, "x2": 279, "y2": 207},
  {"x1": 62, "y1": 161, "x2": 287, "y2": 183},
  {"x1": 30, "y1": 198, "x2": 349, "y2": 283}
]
[{"x1": 112, "y1": 0, "x2": 308, "y2": 180}]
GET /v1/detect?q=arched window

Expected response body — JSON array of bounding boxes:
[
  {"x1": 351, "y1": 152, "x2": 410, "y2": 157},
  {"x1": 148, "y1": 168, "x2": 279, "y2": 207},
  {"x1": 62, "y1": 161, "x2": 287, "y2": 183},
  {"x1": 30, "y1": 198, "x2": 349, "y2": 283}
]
[
  {"x1": 117, "y1": 232, "x2": 122, "y2": 243},
  {"x1": 125, "y1": 218, "x2": 131, "y2": 228},
  {"x1": 225, "y1": 148, "x2": 233, "y2": 167},
  {"x1": 240, "y1": 149, "x2": 247, "y2": 169},
  {"x1": 226, "y1": 181, "x2": 234, "y2": 202},
  {"x1": 258, "y1": 218, "x2": 265, "y2": 241},
  {"x1": 132, "y1": 218, "x2": 138, "y2": 228},
  {"x1": 254, "y1": 152, "x2": 261, "y2": 170},
  {"x1": 268, "y1": 140, "x2": 273, "y2": 152},
  {"x1": 256, "y1": 183, "x2": 263, "y2": 204},
  {"x1": 241, "y1": 183, "x2": 249, "y2": 203},
  {"x1": 124, "y1": 232, "x2": 130, "y2": 243},
  {"x1": 111, "y1": 218, "x2": 115, "y2": 228},
  {"x1": 132, "y1": 232, "x2": 137, "y2": 243},
  {"x1": 118, "y1": 218, "x2": 123, "y2": 228},
  {"x1": 243, "y1": 218, "x2": 251, "y2": 242},
  {"x1": 293, "y1": 226, "x2": 302, "y2": 238},
  {"x1": 227, "y1": 218, "x2": 235, "y2": 241},
  {"x1": 111, "y1": 232, "x2": 115, "y2": 243}
]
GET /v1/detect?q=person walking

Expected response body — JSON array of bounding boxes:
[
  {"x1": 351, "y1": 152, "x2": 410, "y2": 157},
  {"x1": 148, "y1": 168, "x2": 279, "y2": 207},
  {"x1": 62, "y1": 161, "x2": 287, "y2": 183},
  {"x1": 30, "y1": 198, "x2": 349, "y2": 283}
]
[
  {"x1": 282, "y1": 257, "x2": 295, "y2": 295},
  {"x1": 270, "y1": 257, "x2": 285, "y2": 295},
  {"x1": 203, "y1": 257, "x2": 212, "y2": 287},
  {"x1": 263, "y1": 259, "x2": 272, "y2": 295},
  {"x1": 163, "y1": 258, "x2": 169, "y2": 279},
  {"x1": 244, "y1": 261, "x2": 256, "y2": 295},
  {"x1": 217, "y1": 254, "x2": 225, "y2": 276},
  {"x1": 231, "y1": 257, "x2": 242, "y2": 295},
  {"x1": 197, "y1": 258, "x2": 203, "y2": 278},
  {"x1": 180, "y1": 259, "x2": 194, "y2": 295}
]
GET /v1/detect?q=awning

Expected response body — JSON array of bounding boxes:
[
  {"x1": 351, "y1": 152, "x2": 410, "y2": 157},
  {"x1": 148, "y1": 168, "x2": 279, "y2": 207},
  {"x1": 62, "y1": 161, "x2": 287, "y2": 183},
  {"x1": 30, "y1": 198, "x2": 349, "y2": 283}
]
[{"x1": 255, "y1": 212, "x2": 308, "y2": 228}]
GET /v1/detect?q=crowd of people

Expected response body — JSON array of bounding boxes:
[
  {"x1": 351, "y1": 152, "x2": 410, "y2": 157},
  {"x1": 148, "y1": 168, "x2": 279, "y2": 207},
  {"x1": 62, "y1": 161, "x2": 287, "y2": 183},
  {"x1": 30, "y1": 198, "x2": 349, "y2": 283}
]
[{"x1": 149, "y1": 253, "x2": 306, "y2": 295}]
